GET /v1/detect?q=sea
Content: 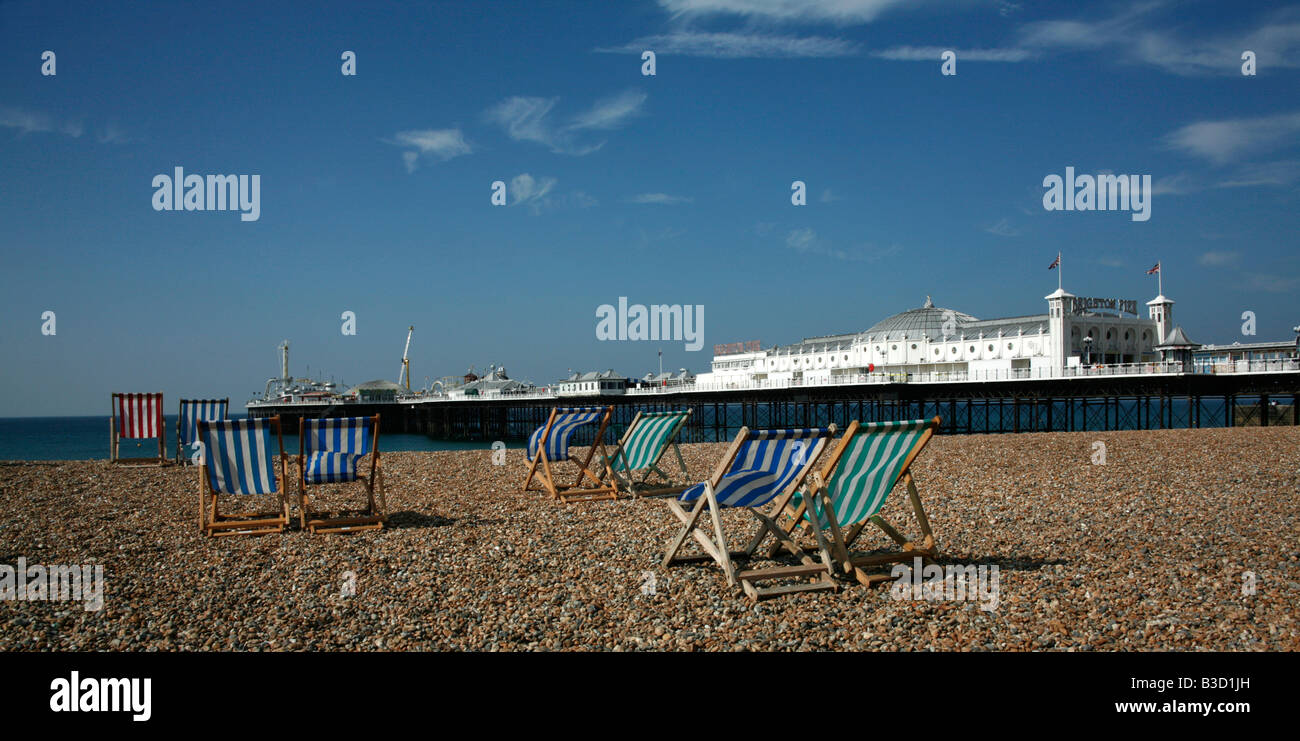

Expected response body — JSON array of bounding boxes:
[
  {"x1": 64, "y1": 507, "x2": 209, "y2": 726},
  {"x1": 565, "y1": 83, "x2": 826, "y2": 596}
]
[{"x1": 0, "y1": 415, "x2": 505, "y2": 462}]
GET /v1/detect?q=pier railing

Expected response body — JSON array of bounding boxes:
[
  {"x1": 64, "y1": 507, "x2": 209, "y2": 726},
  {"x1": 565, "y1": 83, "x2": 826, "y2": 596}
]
[{"x1": 253, "y1": 358, "x2": 1300, "y2": 408}]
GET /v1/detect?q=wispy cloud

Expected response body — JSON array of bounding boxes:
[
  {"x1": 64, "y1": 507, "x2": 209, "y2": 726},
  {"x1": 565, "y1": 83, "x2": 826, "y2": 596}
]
[
  {"x1": 1245, "y1": 272, "x2": 1299, "y2": 293},
  {"x1": 0, "y1": 106, "x2": 84, "y2": 138},
  {"x1": 597, "y1": 30, "x2": 858, "y2": 58},
  {"x1": 485, "y1": 91, "x2": 645, "y2": 154},
  {"x1": 1164, "y1": 112, "x2": 1300, "y2": 165},
  {"x1": 984, "y1": 218, "x2": 1022, "y2": 237},
  {"x1": 388, "y1": 128, "x2": 472, "y2": 172},
  {"x1": 784, "y1": 228, "x2": 901, "y2": 262},
  {"x1": 1018, "y1": 4, "x2": 1300, "y2": 75},
  {"x1": 1217, "y1": 159, "x2": 1300, "y2": 188},
  {"x1": 568, "y1": 90, "x2": 647, "y2": 131},
  {"x1": 819, "y1": 188, "x2": 841, "y2": 202},
  {"x1": 1198, "y1": 250, "x2": 1240, "y2": 266},
  {"x1": 509, "y1": 173, "x2": 557, "y2": 206},
  {"x1": 96, "y1": 122, "x2": 128, "y2": 145},
  {"x1": 627, "y1": 192, "x2": 693, "y2": 205},
  {"x1": 657, "y1": 0, "x2": 910, "y2": 24},
  {"x1": 872, "y1": 46, "x2": 1032, "y2": 62}
]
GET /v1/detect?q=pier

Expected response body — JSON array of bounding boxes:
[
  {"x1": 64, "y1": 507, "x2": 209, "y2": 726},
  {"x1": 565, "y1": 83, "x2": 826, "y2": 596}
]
[{"x1": 248, "y1": 363, "x2": 1300, "y2": 444}]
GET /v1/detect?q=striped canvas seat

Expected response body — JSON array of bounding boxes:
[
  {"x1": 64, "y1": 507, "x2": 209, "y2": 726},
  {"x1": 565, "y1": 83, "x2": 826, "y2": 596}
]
[
  {"x1": 179, "y1": 399, "x2": 228, "y2": 447},
  {"x1": 200, "y1": 419, "x2": 280, "y2": 496},
  {"x1": 521, "y1": 406, "x2": 618, "y2": 503},
  {"x1": 197, "y1": 416, "x2": 290, "y2": 536},
  {"x1": 297, "y1": 415, "x2": 386, "y2": 534},
  {"x1": 301, "y1": 417, "x2": 372, "y2": 485},
  {"x1": 304, "y1": 452, "x2": 360, "y2": 484},
  {"x1": 664, "y1": 425, "x2": 838, "y2": 600},
  {"x1": 117, "y1": 393, "x2": 163, "y2": 438},
  {"x1": 781, "y1": 417, "x2": 942, "y2": 588},
  {"x1": 527, "y1": 407, "x2": 606, "y2": 463},
  {"x1": 679, "y1": 428, "x2": 827, "y2": 508},
  {"x1": 611, "y1": 411, "x2": 690, "y2": 472},
  {"x1": 111, "y1": 392, "x2": 166, "y2": 465},
  {"x1": 798, "y1": 419, "x2": 935, "y2": 529}
]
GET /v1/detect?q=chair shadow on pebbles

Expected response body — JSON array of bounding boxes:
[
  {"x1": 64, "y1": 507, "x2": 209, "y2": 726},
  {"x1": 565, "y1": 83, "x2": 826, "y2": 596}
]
[
  {"x1": 382, "y1": 511, "x2": 455, "y2": 529},
  {"x1": 952, "y1": 556, "x2": 1069, "y2": 572}
]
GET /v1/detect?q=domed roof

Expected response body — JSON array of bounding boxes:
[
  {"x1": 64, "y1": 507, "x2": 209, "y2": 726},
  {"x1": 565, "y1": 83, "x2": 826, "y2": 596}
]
[{"x1": 864, "y1": 296, "x2": 978, "y2": 341}]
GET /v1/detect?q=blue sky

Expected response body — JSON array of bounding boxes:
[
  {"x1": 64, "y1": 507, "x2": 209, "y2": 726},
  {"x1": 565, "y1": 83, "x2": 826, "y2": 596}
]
[{"x1": 2, "y1": 0, "x2": 1298, "y2": 416}]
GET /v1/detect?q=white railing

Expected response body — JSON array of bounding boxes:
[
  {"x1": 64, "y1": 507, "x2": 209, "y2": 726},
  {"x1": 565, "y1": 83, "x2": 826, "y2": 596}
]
[{"x1": 253, "y1": 358, "x2": 1300, "y2": 408}]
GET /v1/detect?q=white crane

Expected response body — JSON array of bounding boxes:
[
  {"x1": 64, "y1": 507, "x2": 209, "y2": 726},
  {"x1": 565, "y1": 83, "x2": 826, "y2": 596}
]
[{"x1": 398, "y1": 326, "x2": 414, "y2": 391}]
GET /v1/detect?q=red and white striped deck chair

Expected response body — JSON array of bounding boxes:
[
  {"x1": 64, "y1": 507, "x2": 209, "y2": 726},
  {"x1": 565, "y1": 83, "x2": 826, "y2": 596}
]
[{"x1": 110, "y1": 392, "x2": 166, "y2": 466}]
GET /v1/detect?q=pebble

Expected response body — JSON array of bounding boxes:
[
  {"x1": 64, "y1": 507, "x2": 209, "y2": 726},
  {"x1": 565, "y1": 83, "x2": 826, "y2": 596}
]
[{"x1": 0, "y1": 426, "x2": 1297, "y2": 650}]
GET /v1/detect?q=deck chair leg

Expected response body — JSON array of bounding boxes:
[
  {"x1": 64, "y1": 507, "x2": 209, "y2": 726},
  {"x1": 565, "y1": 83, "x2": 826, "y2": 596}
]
[
  {"x1": 704, "y1": 485, "x2": 736, "y2": 587},
  {"x1": 905, "y1": 473, "x2": 934, "y2": 542},
  {"x1": 663, "y1": 496, "x2": 707, "y2": 566}
]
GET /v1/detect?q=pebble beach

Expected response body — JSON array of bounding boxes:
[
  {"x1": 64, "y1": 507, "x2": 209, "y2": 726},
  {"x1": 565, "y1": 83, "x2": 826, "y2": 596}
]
[{"x1": 1, "y1": 426, "x2": 1297, "y2": 652}]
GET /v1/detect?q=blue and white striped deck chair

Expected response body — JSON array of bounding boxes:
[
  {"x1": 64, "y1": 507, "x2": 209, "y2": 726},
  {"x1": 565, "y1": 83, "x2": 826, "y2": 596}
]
[
  {"x1": 787, "y1": 418, "x2": 941, "y2": 587},
  {"x1": 196, "y1": 416, "x2": 290, "y2": 537},
  {"x1": 177, "y1": 398, "x2": 228, "y2": 464},
  {"x1": 521, "y1": 406, "x2": 618, "y2": 503},
  {"x1": 663, "y1": 425, "x2": 839, "y2": 599},
  {"x1": 298, "y1": 415, "x2": 386, "y2": 534}
]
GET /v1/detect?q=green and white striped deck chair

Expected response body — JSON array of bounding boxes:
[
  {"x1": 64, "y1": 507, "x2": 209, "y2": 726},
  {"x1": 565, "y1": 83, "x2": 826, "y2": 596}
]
[
  {"x1": 604, "y1": 410, "x2": 692, "y2": 497},
  {"x1": 784, "y1": 417, "x2": 941, "y2": 587}
]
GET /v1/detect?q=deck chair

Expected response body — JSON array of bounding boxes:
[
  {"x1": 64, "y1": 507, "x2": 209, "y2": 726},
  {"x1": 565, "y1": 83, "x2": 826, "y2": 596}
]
[
  {"x1": 603, "y1": 409, "x2": 693, "y2": 497},
  {"x1": 522, "y1": 406, "x2": 618, "y2": 503},
  {"x1": 784, "y1": 417, "x2": 941, "y2": 586},
  {"x1": 177, "y1": 398, "x2": 228, "y2": 464},
  {"x1": 110, "y1": 392, "x2": 166, "y2": 465},
  {"x1": 663, "y1": 426, "x2": 839, "y2": 601},
  {"x1": 298, "y1": 415, "x2": 386, "y2": 534},
  {"x1": 197, "y1": 417, "x2": 291, "y2": 536}
]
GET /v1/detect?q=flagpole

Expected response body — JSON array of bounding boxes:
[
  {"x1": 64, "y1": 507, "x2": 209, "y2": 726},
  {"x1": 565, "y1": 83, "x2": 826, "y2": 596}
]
[
  {"x1": 1058, "y1": 252, "x2": 1063, "y2": 291},
  {"x1": 1158, "y1": 261, "x2": 1163, "y2": 296}
]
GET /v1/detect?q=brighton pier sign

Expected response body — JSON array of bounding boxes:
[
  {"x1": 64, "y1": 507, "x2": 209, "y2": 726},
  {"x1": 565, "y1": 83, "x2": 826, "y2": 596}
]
[{"x1": 1072, "y1": 297, "x2": 1139, "y2": 316}]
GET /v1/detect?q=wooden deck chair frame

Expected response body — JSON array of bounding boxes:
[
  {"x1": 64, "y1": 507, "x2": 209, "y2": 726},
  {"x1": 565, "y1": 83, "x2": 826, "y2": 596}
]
[
  {"x1": 663, "y1": 425, "x2": 840, "y2": 601},
  {"x1": 604, "y1": 409, "x2": 693, "y2": 497},
  {"x1": 197, "y1": 416, "x2": 291, "y2": 537},
  {"x1": 176, "y1": 398, "x2": 228, "y2": 464},
  {"x1": 522, "y1": 406, "x2": 619, "y2": 503},
  {"x1": 110, "y1": 392, "x2": 166, "y2": 466},
  {"x1": 298, "y1": 414, "x2": 387, "y2": 534},
  {"x1": 779, "y1": 417, "x2": 941, "y2": 587}
]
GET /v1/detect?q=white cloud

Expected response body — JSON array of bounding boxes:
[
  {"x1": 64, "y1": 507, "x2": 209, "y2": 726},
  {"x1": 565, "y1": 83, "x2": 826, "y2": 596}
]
[
  {"x1": 657, "y1": 0, "x2": 910, "y2": 24},
  {"x1": 984, "y1": 218, "x2": 1022, "y2": 237},
  {"x1": 628, "y1": 192, "x2": 693, "y2": 204},
  {"x1": 0, "y1": 106, "x2": 84, "y2": 138},
  {"x1": 389, "y1": 128, "x2": 472, "y2": 171},
  {"x1": 873, "y1": 46, "x2": 1032, "y2": 62},
  {"x1": 509, "y1": 173, "x2": 557, "y2": 205},
  {"x1": 486, "y1": 91, "x2": 645, "y2": 154},
  {"x1": 1217, "y1": 159, "x2": 1300, "y2": 188},
  {"x1": 1198, "y1": 251, "x2": 1239, "y2": 267},
  {"x1": 784, "y1": 228, "x2": 900, "y2": 262},
  {"x1": 1246, "y1": 272, "x2": 1299, "y2": 293},
  {"x1": 568, "y1": 90, "x2": 647, "y2": 131},
  {"x1": 597, "y1": 30, "x2": 858, "y2": 58},
  {"x1": 97, "y1": 122, "x2": 128, "y2": 145},
  {"x1": 819, "y1": 188, "x2": 840, "y2": 202},
  {"x1": 1163, "y1": 112, "x2": 1300, "y2": 164},
  {"x1": 1019, "y1": 4, "x2": 1300, "y2": 75}
]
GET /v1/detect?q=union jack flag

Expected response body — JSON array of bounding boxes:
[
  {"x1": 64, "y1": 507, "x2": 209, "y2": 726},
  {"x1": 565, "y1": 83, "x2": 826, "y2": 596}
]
[
  {"x1": 1048, "y1": 253, "x2": 1060, "y2": 270},
  {"x1": 1146, "y1": 262, "x2": 1160, "y2": 274}
]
